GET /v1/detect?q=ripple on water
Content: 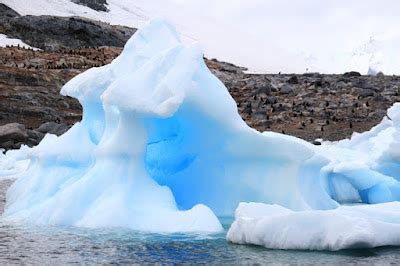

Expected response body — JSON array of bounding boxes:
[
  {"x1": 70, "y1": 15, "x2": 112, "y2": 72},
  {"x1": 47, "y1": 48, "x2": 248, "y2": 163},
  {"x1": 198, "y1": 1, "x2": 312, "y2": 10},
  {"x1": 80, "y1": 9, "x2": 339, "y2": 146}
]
[
  {"x1": 0, "y1": 220, "x2": 399, "y2": 264},
  {"x1": 0, "y1": 180, "x2": 399, "y2": 264}
]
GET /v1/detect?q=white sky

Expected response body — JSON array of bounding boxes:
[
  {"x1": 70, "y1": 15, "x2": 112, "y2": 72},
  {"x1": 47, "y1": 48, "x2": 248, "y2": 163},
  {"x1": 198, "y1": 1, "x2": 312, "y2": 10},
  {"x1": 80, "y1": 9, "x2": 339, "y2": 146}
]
[{"x1": 2, "y1": 0, "x2": 400, "y2": 74}]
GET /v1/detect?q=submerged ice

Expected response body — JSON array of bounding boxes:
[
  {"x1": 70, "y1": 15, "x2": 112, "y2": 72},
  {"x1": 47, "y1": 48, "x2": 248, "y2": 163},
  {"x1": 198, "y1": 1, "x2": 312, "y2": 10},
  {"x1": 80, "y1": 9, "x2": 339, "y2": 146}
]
[{"x1": 1, "y1": 19, "x2": 400, "y2": 239}]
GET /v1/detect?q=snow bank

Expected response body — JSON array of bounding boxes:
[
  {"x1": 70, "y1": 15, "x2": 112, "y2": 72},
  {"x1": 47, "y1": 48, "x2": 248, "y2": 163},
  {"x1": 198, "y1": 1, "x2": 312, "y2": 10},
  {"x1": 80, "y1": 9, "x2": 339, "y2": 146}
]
[
  {"x1": 227, "y1": 202, "x2": 400, "y2": 250},
  {"x1": 1, "y1": 19, "x2": 399, "y2": 235},
  {"x1": 3, "y1": 0, "x2": 400, "y2": 74},
  {"x1": 0, "y1": 34, "x2": 40, "y2": 50}
]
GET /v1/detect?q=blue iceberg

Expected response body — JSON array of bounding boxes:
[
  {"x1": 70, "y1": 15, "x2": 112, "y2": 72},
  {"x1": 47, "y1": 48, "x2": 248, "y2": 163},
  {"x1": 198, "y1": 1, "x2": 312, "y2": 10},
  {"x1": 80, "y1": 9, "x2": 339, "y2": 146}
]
[{"x1": 2, "y1": 19, "x2": 400, "y2": 239}]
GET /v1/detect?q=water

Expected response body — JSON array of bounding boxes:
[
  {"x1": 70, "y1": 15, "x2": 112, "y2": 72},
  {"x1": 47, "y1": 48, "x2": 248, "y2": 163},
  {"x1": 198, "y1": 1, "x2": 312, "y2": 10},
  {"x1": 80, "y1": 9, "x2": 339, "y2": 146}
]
[
  {"x1": 0, "y1": 218, "x2": 399, "y2": 264},
  {"x1": 0, "y1": 180, "x2": 399, "y2": 264}
]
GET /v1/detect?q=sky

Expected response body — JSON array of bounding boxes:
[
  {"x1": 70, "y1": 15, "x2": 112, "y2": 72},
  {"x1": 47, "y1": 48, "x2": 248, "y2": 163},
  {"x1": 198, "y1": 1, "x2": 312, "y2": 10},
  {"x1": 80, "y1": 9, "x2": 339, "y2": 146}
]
[{"x1": 2, "y1": 0, "x2": 400, "y2": 74}]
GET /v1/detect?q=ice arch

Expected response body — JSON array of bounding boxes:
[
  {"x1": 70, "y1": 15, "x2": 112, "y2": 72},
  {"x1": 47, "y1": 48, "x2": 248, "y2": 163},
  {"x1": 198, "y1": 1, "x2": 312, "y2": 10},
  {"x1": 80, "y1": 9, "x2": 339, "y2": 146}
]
[{"x1": 3, "y1": 19, "x2": 400, "y2": 232}]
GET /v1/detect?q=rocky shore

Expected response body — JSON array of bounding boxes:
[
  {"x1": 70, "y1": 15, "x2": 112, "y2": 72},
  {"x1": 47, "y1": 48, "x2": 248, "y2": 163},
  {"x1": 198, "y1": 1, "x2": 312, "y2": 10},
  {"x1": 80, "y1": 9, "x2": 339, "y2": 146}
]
[{"x1": 0, "y1": 4, "x2": 399, "y2": 150}]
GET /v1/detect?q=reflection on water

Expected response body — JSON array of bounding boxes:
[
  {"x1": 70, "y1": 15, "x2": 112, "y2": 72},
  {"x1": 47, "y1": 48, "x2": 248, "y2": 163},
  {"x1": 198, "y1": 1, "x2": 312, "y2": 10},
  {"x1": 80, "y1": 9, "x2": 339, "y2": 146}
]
[{"x1": 0, "y1": 218, "x2": 399, "y2": 264}]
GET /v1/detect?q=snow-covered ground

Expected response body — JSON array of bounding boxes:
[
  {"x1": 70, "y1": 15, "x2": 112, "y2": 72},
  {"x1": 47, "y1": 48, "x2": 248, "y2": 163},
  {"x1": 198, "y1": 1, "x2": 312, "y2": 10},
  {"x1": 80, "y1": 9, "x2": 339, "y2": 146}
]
[
  {"x1": 2, "y1": 0, "x2": 400, "y2": 74},
  {"x1": 0, "y1": 34, "x2": 39, "y2": 50}
]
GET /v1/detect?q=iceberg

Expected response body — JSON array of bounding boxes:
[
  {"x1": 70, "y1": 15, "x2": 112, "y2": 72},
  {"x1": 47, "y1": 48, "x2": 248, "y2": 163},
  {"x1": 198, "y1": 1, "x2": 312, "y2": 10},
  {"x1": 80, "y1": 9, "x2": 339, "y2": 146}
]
[
  {"x1": 227, "y1": 202, "x2": 400, "y2": 250},
  {"x1": 0, "y1": 146, "x2": 30, "y2": 179},
  {"x1": 1, "y1": 19, "x2": 400, "y2": 237}
]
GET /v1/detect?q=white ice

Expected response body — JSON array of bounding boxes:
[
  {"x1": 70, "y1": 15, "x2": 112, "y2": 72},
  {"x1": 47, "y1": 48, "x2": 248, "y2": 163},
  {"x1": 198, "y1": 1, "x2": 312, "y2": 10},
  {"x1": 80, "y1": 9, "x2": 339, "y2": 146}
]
[
  {"x1": 227, "y1": 202, "x2": 400, "y2": 250},
  {"x1": 0, "y1": 19, "x2": 399, "y2": 239},
  {"x1": 0, "y1": 147, "x2": 30, "y2": 179}
]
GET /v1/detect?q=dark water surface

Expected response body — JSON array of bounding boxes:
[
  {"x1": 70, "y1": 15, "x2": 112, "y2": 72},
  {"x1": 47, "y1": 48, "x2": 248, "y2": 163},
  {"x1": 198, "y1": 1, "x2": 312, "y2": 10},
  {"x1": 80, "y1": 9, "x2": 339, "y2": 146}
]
[
  {"x1": 0, "y1": 180, "x2": 400, "y2": 264},
  {"x1": 0, "y1": 219, "x2": 399, "y2": 264}
]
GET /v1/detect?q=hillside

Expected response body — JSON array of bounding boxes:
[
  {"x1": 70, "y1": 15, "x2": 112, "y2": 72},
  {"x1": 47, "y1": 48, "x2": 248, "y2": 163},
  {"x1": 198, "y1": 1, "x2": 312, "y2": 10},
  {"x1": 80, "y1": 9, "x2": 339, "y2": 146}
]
[{"x1": 0, "y1": 4, "x2": 399, "y2": 150}]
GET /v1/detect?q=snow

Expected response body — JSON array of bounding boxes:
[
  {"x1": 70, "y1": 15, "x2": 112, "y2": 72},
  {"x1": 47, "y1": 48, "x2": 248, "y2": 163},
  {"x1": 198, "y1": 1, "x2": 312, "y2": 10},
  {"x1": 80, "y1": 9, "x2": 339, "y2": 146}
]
[
  {"x1": 2, "y1": 0, "x2": 400, "y2": 74},
  {"x1": 0, "y1": 19, "x2": 399, "y2": 241},
  {"x1": 0, "y1": 34, "x2": 40, "y2": 50},
  {"x1": 227, "y1": 202, "x2": 400, "y2": 251}
]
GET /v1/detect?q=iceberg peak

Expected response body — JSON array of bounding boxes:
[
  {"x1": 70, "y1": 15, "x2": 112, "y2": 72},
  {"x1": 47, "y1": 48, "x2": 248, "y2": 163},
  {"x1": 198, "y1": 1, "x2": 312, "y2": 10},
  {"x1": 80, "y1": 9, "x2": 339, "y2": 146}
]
[{"x1": 2, "y1": 19, "x2": 400, "y2": 234}]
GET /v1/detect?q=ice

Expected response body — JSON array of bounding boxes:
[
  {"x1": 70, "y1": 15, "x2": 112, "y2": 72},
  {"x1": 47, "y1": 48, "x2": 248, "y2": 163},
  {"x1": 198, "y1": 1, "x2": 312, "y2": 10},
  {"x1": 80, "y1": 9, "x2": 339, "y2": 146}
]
[
  {"x1": 227, "y1": 202, "x2": 400, "y2": 251},
  {"x1": 1, "y1": 19, "x2": 400, "y2": 236},
  {"x1": 0, "y1": 147, "x2": 30, "y2": 179},
  {"x1": 228, "y1": 105, "x2": 400, "y2": 250}
]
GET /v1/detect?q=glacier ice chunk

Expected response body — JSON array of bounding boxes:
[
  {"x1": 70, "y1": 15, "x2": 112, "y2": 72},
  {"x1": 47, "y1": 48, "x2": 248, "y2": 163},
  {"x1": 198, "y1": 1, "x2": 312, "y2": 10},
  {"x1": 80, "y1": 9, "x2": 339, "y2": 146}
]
[
  {"x1": 227, "y1": 202, "x2": 400, "y2": 251},
  {"x1": 1, "y1": 18, "x2": 400, "y2": 235}
]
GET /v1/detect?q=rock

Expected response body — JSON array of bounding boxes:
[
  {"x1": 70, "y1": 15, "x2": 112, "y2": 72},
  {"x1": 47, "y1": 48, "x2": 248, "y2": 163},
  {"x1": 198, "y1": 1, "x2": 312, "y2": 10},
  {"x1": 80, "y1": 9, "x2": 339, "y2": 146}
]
[
  {"x1": 368, "y1": 109, "x2": 387, "y2": 120},
  {"x1": 14, "y1": 142, "x2": 24, "y2": 149},
  {"x1": 0, "y1": 140, "x2": 15, "y2": 150},
  {"x1": 374, "y1": 95, "x2": 386, "y2": 102},
  {"x1": 383, "y1": 89, "x2": 398, "y2": 96},
  {"x1": 0, "y1": 11, "x2": 136, "y2": 50},
  {"x1": 359, "y1": 88, "x2": 375, "y2": 97},
  {"x1": 287, "y1": 75, "x2": 299, "y2": 84},
  {"x1": 0, "y1": 3, "x2": 20, "y2": 18},
  {"x1": 303, "y1": 72, "x2": 321, "y2": 78},
  {"x1": 343, "y1": 71, "x2": 361, "y2": 77},
  {"x1": 280, "y1": 84, "x2": 294, "y2": 94},
  {"x1": 26, "y1": 138, "x2": 39, "y2": 147},
  {"x1": 27, "y1": 129, "x2": 45, "y2": 142},
  {"x1": 312, "y1": 140, "x2": 322, "y2": 146},
  {"x1": 253, "y1": 85, "x2": 272, "y2": 96},
  {"x1": 260, "y1": 120, "x2": 273, "y2": 128},
  {"x1": 71, "y1": 0, "x2": 108, "y2": 12},
  {"x1": 0, "y1": 123, "x2": 28, "y2": 144},
  {"x1": 37, "y1": 122, "x2": 69, "y2": 136},
  {"x1": 265, "y1": 96, "x2": 278, "y2": 104},
  {"x1": 311, "y1": 79, "x2": 323, "y2": 87}
]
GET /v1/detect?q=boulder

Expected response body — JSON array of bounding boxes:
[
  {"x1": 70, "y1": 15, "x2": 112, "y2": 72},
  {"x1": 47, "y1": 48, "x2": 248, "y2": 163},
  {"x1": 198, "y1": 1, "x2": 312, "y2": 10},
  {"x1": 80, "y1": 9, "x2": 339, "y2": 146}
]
[
  {"x1": 287, "y1": 75, "x2": 299, "y2": 84},
  {"x1": 265, "y1": 96, "x2": 278, "y2": 104},
  {"x1": 280, "y1": 84, "x2": 294, "y2": 94},
  {"x1": 359, "y1": 88, "x2": 376, "y2": 97},
  {"x1": 27, "y1": 129, "x2": 45, "y2": 142},
  {"x1": 0, "y1": 140, "x2": 15, "y2": 150},
  {"x1": 71, "y1": 0, "x2": 108, "y2": 12},
  {"x1": 0, "y1": 123, "x2": 28, "y2": 144},
  {"x1": 37, "y1": 122, "x2": 69, "y2": 136},
  {"x1": 253, "y1": 85, "x2": 272, "y2": 96},
  {"x1": 343, "y1": 71, "x2": 361, "y2": 77}
]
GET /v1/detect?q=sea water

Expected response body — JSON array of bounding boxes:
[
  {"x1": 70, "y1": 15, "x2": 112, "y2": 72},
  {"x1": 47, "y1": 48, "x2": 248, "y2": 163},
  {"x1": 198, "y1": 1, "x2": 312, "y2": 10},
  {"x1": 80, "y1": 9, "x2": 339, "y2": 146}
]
[{"x1": 0, "y1": 218, "x2": 399, "y2": 264}]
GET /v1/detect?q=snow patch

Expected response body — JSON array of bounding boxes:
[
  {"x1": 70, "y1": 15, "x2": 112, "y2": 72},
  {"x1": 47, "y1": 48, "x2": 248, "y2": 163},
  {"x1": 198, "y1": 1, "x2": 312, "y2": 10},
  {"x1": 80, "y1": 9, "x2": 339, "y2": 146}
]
[{"x1": 0, "y1": 34, "x2": 40, "y2": 50}]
